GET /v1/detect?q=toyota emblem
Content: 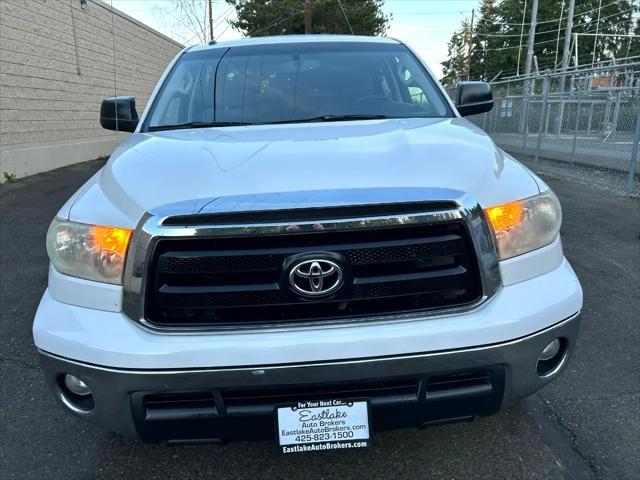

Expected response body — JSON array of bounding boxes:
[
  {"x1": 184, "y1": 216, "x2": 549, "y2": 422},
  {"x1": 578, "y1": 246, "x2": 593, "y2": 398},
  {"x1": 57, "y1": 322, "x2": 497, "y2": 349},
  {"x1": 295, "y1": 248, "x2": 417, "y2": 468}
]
[{"x1": 288, "y1": 259, "x2": 344, "y2": 297}]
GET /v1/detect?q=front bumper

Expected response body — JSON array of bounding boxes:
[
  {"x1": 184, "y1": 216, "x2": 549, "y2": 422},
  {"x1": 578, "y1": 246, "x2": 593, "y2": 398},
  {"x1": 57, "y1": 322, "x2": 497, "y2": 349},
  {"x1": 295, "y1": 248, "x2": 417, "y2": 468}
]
[
  {"x1": 39, "y1": 312, "x2": 579, "y2": 443},
  {"x1": 33, "y1": 257, "x2": 582, "y2": 369}
]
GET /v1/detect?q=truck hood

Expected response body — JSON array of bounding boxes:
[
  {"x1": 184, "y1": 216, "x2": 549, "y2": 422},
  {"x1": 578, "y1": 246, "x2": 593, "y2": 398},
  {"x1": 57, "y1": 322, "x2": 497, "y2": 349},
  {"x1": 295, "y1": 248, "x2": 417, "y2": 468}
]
[{"x1": 67, "y1": 118, "x2": 540, "y2": 227}]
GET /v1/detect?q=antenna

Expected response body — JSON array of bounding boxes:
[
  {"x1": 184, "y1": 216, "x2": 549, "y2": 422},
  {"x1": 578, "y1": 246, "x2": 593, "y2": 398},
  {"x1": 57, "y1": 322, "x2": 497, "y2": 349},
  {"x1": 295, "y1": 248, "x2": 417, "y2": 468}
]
[{"x1": 110, "y1": 0, "x2": 118, "y2": 131}]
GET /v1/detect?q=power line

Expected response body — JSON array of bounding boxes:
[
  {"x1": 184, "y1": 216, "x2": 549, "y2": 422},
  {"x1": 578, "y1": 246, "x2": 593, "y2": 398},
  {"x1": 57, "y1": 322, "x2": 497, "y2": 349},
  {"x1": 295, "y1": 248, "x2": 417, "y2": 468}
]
[
  {"x1": 178, "y1": 4, "x2": 234, "y2": 44},
  {"x1": 577, "y1": 32, "x2": 640, "y2": 36},
  {"x1": 484, "y1": 37, "x2": 640, "y2": 80},
  {"x1": 212, "y1": 5, "x2": 235, "y2": 29},
  {"x1": 482, "y1": 17, "x2": 635, "y2": 51},
  {"x1": 383, "y1": 0, "x2": 477, "y2": 2},
  {"x1": 390, "y1": 0, "x2": 626, "y2": 24},
  {"x1": 337, "y1": 0, "x2": 355, "y2": 35},
  {"x1": 251, "y1": 9, "x2": 306, "y2": 36},
  {"x1": 475, "y1": 6, "x2": 635, "y2": 38},
  {"x1": 391, "y1": 11, "x2": 474, "y2": 15},
  {"x1": 212, "y1": 7, "x2": 234, "y2": 35},
  {"x1": 215, "y1": 19, "x2": 232, "y2": 39},
  {"x1": 481, "y1": 23, "x2": 638, "y2": 79},
  {"x1": 474, "y1": 0, "x2": 629, "y2": 27}
]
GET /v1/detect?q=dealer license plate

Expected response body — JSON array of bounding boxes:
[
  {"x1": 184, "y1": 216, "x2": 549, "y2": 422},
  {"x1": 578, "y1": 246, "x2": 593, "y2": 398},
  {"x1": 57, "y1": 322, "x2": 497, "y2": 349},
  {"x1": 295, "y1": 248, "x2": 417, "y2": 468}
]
[{"x1": 276, "y1": 399, "x2": 371, "y2": 454}]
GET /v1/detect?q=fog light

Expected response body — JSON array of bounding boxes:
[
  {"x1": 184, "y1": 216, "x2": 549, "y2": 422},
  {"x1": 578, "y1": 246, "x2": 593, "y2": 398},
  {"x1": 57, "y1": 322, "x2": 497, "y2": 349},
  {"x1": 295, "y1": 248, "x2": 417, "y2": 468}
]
[
  {"x1": 59, "y1": 374, "x2": 95, "y2": 413},
  {"x1": 63, "y1": 374, "x2": 91, "y2": 396},
  {"x1": 537, "y1": 338, "x2": 567, "y2": 377},
  {"x1": 539, "y1": 339, "x2": 561, "y2": 361}
]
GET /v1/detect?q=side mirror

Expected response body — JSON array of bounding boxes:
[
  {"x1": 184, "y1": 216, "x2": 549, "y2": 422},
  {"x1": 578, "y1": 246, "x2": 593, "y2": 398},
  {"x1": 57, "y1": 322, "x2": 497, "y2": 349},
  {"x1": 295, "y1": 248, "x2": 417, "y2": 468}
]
[
  {"x1": 455, "y1": 81, "x2": 493, "y2": 117},
  {"x1": 100, "y1": 96, "x2": 139, "y2": 132}
]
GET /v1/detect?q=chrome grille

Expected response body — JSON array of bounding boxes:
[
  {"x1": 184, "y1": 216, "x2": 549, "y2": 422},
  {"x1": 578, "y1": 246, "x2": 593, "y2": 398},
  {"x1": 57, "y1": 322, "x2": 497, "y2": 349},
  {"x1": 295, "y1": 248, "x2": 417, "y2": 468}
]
[
  {"x1": 122, "y1": 193, "x2": 501, "y2": 331},
  {"x1": 145, "y1": 221, "x2": 482, "y2": 327}
]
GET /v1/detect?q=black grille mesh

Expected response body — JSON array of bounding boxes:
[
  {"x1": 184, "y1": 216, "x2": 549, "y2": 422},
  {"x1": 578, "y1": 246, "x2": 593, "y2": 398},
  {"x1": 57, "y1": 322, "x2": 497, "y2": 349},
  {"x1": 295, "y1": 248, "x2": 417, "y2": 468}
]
[
  {"x1": 146, "y1": 221, "x2": 481, "y2": 327},
  {"x1": 343, "y1": 239, "x2": 460, "y2": 265},
  {"x1": 165, "y1": 254, "x2": 284, "y2": 273}
]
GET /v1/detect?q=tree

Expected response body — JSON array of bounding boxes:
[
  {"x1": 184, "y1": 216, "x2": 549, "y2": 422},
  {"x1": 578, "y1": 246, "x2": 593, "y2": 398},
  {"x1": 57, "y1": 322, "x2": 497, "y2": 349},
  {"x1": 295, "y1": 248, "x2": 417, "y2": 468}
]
[
  {"x1": 472, "y1": 0, "x2": 503, "y2": 81},
  {"x1": 441, "y1": 0, "x2": 637, "y2": 84},
  {"x1": 153, "y1": 0, "x2": 211, "y2": 45},
  {"x1": 440, "y1": 0, "x2": 503, "y2": 88},
  {"x1": 441, "y1": 21, "x2": 471, "y2": 88},
  {"x1": 571, "y1": 0, "x2": 635, "y2": 67},
  {"x1": 225, "y1": 0, "x2": 391, "y2": 37}
]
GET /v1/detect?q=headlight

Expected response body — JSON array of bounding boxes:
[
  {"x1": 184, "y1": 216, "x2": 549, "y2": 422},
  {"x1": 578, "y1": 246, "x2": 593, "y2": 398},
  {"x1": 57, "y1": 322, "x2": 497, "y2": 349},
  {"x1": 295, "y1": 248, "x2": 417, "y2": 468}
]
[
  {"x1": 484, "y1": 190, "x2": 561, "y2": 260},
  {"x1": 46, "y1": 218, "x2": 132, "y2": 284}
]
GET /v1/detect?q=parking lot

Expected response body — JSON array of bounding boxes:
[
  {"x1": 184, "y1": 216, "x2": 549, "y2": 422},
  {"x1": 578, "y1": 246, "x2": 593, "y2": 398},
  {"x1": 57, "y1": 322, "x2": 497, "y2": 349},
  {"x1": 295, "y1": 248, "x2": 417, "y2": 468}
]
[{"x1": 0, "y1": 159, "x2": 638, "y2": 480}]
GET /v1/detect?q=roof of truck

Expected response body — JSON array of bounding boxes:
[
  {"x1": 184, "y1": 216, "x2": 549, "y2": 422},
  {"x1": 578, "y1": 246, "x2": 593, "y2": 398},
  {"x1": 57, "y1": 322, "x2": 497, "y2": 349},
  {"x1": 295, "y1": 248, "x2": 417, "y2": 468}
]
[{"x1": 188, "y1": 35, "x2": 400, "y2": 52}]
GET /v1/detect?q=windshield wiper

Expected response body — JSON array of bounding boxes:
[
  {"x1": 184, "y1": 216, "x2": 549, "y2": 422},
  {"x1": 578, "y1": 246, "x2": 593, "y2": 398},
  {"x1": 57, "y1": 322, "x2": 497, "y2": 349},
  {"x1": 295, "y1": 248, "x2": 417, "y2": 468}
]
[
  {"x1": 149, "y1": 115, "x2": 390, "y2": 131},
  {"x1": 268, "y1": 114, "x2": 390, "y2": 125},
  {"x1": 148, "y1": 121, "x2": 251, "y2": 132}
]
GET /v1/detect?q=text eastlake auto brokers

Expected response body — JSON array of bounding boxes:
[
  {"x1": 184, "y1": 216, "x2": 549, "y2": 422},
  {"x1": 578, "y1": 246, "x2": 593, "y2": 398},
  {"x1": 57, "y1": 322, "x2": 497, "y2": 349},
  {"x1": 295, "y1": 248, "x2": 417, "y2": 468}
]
[{"x1": 277, "y1": 399, "x2": 371, "y2": 453}]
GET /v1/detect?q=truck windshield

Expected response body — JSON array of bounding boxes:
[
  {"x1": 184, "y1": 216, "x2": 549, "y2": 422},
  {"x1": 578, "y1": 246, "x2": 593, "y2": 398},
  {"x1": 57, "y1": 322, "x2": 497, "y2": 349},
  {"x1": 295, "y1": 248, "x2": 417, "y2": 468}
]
[{"x1": 146, "y1": 42, "x2": 453, "y2": 130}]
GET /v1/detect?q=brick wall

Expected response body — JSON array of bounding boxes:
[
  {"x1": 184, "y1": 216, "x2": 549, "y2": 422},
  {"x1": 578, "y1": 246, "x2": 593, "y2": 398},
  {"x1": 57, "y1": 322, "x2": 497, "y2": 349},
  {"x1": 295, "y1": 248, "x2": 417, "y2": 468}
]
[{"x1": 0, "y1": 0, "x2": 183, "y2": 180}]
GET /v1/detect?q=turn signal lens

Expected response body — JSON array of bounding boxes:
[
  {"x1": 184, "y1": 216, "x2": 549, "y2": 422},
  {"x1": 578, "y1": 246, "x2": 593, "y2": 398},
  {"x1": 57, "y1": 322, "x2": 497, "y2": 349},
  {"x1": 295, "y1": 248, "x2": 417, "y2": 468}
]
[
  {"x1": 89, "y1": 225, "x2": 131, "y2": 259},
  {"x1": 485, "y1": 201, "x2": 526, "y2": 231},
  {"x1": 46, "y1": 219, "x2": 133, "y2": 284},
  {"x1": 484, "y1": 190, "x2": 562, "y2": 260}
]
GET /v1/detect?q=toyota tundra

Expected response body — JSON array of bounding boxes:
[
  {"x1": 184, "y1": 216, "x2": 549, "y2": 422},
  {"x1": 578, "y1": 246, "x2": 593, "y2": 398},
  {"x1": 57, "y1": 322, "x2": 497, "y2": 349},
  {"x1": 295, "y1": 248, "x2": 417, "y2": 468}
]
[{"x1": 34, "y1": 35, "x2": 582, "y2": 450}]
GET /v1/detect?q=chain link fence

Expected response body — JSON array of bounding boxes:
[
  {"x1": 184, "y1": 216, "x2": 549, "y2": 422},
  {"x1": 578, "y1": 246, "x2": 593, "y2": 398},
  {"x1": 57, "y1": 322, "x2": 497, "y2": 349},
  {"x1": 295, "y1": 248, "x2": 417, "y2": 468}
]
[{"x1": 464, "y1": 63, "x2": 640, "y2": 197}]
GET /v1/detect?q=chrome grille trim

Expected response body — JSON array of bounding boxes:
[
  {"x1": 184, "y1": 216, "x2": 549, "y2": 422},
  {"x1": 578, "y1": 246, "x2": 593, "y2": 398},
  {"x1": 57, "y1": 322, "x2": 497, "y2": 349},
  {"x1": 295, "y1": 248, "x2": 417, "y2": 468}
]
[{"x1": 122, "y1": 192, "x2": 501, "y2": 334}]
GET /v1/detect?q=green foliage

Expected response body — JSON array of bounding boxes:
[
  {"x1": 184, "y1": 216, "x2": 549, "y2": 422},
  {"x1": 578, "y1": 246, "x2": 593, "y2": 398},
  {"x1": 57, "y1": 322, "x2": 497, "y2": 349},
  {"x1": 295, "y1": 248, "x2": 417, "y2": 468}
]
[
  {"x1": 3, "y1": 172, "x2": 18, "y2": 183},
  {"x1": 441, "y1": 20, "x2": 472, "y2": 88},
  {"x1": 441, "y1": 0, "x2": 638, "y2": 86},
  {"x1": 225, "y1": 0, "x2": 391, "y2": 37},
  {"x1": 473, "y1": 0, "x2": 502, "y2": 80}
]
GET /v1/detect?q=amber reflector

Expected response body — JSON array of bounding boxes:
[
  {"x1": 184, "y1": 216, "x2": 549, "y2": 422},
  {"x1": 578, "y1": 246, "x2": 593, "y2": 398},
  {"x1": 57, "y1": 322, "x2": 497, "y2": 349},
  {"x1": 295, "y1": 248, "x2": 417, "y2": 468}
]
[
  {"x1": 484, "y1": 201, "x2": 526, "y2": 232},
  {"x1": 89, "y1": 225, "x2": 132, "y2": 257}
]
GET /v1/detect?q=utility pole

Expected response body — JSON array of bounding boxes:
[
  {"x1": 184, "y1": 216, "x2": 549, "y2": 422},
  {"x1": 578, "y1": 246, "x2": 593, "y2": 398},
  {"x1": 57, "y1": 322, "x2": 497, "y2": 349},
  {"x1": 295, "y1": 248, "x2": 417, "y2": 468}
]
[
  {"x1": 591, "y1": 0, "x2": 603, "y2": 66},
  {"x1": 554, "y1": 0, "x2": 565, "y2": 66},
  {"x1": 556, "y1": 0, "x2": 575, "y2": 135},
  {"x1": 208, "y1": 0, "x2": 214, "y2": 42},
  {"x1": 560, "y1": 0, "x2": 575, "y2": 73},
  {"x1": 305, "y1": 0, "x2": 313, "y2": 34},
  {"x1": 521, "y1": 0, "x2": 538, "y2": 134},
  {"x1": 466, "y1": 9, "x2": 475, "y2": 81},
  {"x1": 524, "y1": 0, "x2": 538, "y2": 80},
  {"x1": 516, "y1": 0, "x2": 527, "y2": 76}
]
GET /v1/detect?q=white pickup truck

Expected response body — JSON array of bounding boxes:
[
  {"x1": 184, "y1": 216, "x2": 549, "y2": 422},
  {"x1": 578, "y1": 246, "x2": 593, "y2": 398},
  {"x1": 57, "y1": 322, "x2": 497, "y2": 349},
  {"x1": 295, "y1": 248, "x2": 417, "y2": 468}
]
[{"x1": 34, "y1": 35, "x2": 582, "y2": 450}]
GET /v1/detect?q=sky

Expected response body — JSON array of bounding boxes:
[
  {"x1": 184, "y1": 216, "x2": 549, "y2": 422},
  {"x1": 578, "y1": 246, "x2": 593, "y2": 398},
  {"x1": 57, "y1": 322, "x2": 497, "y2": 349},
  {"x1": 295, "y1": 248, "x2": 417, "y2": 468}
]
[{"x1": 110, "y1": 0, "x2": 481, "y2": 78}]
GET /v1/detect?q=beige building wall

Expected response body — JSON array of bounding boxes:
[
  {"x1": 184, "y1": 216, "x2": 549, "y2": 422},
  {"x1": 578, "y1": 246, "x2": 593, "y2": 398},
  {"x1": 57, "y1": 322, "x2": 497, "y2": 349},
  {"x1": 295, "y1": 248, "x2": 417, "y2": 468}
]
[{"x1": 0, "y1": 0, "x2": 183, "y2": 181}]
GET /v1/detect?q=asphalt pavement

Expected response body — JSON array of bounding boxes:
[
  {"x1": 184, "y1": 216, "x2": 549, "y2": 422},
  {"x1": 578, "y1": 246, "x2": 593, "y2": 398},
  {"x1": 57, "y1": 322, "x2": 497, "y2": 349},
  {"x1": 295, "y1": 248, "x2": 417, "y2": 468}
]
[{"x1": 0, "y1": 160, "x2": 638, "y2": 480}]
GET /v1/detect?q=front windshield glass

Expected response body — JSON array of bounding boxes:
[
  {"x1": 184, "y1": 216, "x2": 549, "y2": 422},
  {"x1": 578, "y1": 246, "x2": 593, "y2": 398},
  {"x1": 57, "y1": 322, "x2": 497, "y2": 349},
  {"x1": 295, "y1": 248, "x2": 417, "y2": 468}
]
[{"x1": 146, "y1": 42, "x2": 453, "y2": 129}]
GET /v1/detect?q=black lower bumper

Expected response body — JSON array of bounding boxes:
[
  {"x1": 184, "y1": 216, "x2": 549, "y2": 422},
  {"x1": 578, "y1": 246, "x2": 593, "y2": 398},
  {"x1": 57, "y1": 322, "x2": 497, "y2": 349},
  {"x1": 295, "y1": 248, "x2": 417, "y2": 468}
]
[
  {"x1": 131, "y1": 366, "x2": 505, "y2": 443},
  {"x1": 38, "y1": 313, "x2": 579, "y2": 444}
]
